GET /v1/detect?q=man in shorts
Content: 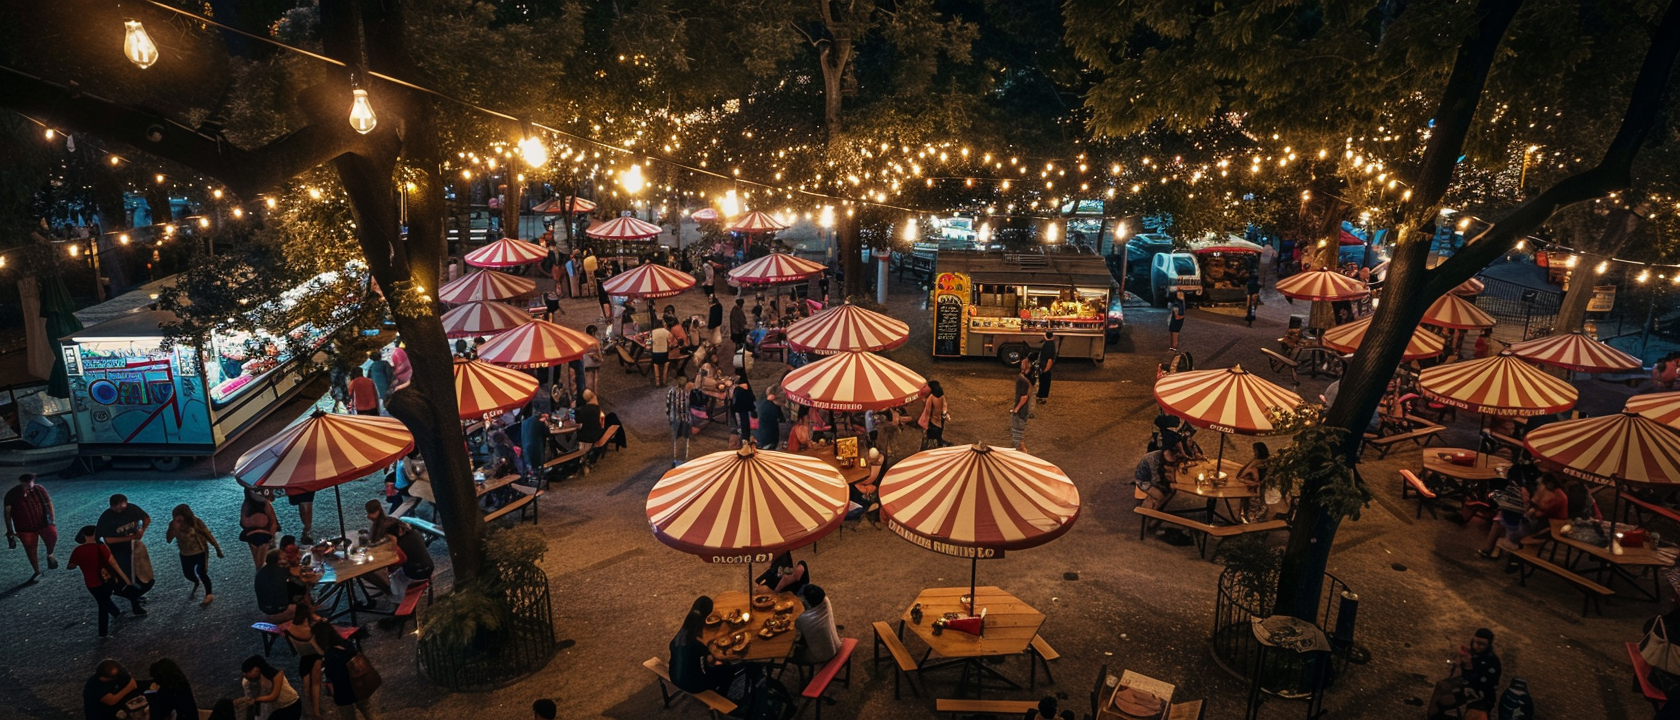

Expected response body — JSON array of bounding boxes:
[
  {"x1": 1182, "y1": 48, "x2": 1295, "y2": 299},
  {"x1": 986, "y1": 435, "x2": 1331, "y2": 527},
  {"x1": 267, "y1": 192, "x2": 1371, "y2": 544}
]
[
  {"x1": 1010, "y1": 358, "x2": 1032, "y2": 452},
  {"x1": 4, "y1": 473, "x2": 58, "y2": 581},
  {"x1": 285, "y1": 488, "x2": 315, "y2": 544},
  {"x1": 1168, "y1": 290, "x2": 1187, "y2": 352},
  {"x1": 666, "y1": 376, "x2": 693, "y2": 466}
]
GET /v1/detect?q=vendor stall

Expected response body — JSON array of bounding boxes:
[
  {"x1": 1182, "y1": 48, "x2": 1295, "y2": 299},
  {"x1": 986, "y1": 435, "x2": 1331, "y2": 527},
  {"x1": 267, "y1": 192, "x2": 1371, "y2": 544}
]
[
  {"x1": 1188, "y1": 237, "x2": 1262, "y2": 304},
  {"x1": 931, "y1": 250, "x2": 1119, "y2": 364}
]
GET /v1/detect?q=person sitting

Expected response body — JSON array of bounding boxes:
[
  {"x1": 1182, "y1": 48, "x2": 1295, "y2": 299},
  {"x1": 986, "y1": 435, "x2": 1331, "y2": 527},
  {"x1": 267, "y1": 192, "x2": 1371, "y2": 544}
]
[
  {"x1": 785, "y1": 406, "x2": 814, "y2": 453},
  {"x1": 754, "y1": 551, "x2": 809, "y2": 596},
  {"x1": 669, "y1": 596, "x2": 740, "y2": 696},
  {"x1": 1023, "y1": 696, "x2": 1077, "y2": 720},
  {"x1": 789, "y1": 584, "x2": 840, "y2": 667},
  {"x1": 577, "y1": 390, "x2": 606, "y2": 446},
  {"x1": 1428, "y1": 628, "x2": 1502, "y2": 719},
  {"x1": 847, "y1": 452, "x2": 883, "y2": 527},
  {"x1": 489, "y1": 430, "x2": 527, "y2": 479},
  {"x1": 276, "y1": 535, "x2": 303, "y2": 573},
  {"x1": 1479, "y1": 475, "x2": 1566, "y2": 558},
  {"x1": 1133, "y1": 447, "x2": 1181, "y2": 512},
  {"x1": 1235, "y1": 442, "x2": 1285, "y2": 521},
  {"x1": 254, "y1": 549, "x2": 306, "y2": 621}
]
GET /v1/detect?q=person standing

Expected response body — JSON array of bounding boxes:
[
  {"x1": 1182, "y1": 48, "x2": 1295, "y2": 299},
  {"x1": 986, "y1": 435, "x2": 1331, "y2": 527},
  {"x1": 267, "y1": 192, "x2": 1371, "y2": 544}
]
[
  {"x1": 919, "y1": 380, "x2": 948, "y2": 449},
  {"x1": 731, "y1": 377, "x2": 757, "y2": 448},
  {"x1": 95, "y1": 494, "x2": 152, "y2": 616},
  {"x1": 365, "y1": 351, "x2": 394, "y2": 410},
  {"x1": 707, "y1": 296, "x2": 724, "y2": 346},
  {"x1": 596, "y1": 268, "x2": 614, "y2": 324},
  {"x1": 389, "y1": 340, "x2": 412, "y2": 391},
  {"x1": 1010, "y1": 358, "x2": 1032, "y2": 452},
  {"x1": 1167, "y1": 290, "x2": 1187, "y2": 352},
  {"x1": 239, "y1": 656, "x2": 303, "y2": 720},
  {"x1": 69, "y1": 527, "x2": 131, "y2": 638},
  {"x1": 4, "y1": 472, "x2": 57, "y2": 582},
  {"x1": 1246, "y1": 271, "x2": 1261, "y2": 327},
  {"x1": 755, "y1": 389, "x2": 785, "y2": 450},
  {"x1": 667, "y1": 376, "x2": 693, "y2": 466},
  {"x1": 729, "y1": 298, "x2": 748, "y2": 345},
  {"x1": 165, "y1": 504, "x2": 222, "y2": 607},
  {"x1": 1036, "y1": 331, "x2": 1058, "y2": 404},
  {"x1": 285, "y1": 488, "x2": 316, "y2": 545},
  {"x1": 348, "y1": 368, "x2": 379, "y2": 416},
  {"x1": 239, "y1": 488, "x2": 281, "y2": 569},
  {"x1": 520, "y1": 409, "x2": 548, "y2": 475},
  {"x1": 317, "y1": 620, "x2": 380, "y2": 720},
  {"x1": 702, "y1": 260, "x2": 716, "y2": 299},
  {"x1": 650, "y1": 319, "x2": 673, "y2": 387}
]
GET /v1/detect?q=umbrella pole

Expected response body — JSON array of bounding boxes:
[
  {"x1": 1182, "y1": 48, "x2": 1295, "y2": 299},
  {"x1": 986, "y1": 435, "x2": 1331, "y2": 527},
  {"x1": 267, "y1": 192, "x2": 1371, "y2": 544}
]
[
  {"x1": 334, "y1": 485, "x2": 347, "y2": 539},
  {"x1": 748, "y1": 560, "x2": 754, "y2": 599},
  {"x1": 969, "y1": 556, "x2": 977, "y2": 616},
  {"x1": 1215, "y1": 434, "x2": 1227, "y2": 476}
]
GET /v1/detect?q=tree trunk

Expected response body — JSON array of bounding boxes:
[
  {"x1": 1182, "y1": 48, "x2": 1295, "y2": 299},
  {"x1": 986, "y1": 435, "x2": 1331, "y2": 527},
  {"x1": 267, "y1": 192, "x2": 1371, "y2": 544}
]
[
  {"x1": 502, "y1": 176, "x2": 522, "y2": 240},
  {"x1": 1555, "y1": 208, "x2": 1644, "y2": 334}
]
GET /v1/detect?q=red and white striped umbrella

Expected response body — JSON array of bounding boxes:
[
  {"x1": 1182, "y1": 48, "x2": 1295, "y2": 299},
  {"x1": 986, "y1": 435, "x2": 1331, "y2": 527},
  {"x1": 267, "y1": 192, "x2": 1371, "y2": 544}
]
[
  {"x1": 781, "y1": 351, "x2": 927, "y2": 411},
  {"x1": 726, "y1": 210, "x2": 790, "y2": 234},
  {"x1": 1628, "y1": 392, "x2": 1680, "y2": 429},
  {"x1": 785, "y1": 303, "x2": 909, "y2": 354},
  {"x1": 728, "y1": 252, "x2": 826, "y2": 285},
  {"x1": 1422, "y1": 293, "x2": 1497, "y2": 329},
  {"x1": 530, "y1": 196, "x2": 596, "y2": 214},
  {"x1": 437, "y1": 270, "x2": 536, "y2": 305},
  {"x1": 1153, "y1": 365, "x2": 1304, "y2": 434},
  {"x1": 1319, "y1": 316, "x2": 1445, "y2": 361},
  {"x1": 600, "y1": 263, "x2": 697, "y2": 299},
  {"x1": 692, "y1": 208, "x2": 720, "y2": 222},
  {"x1": 454, "y1": 359, "x2": 538, "y2": 419},
  {"x1": 476, "y1": 320, "x2": 598, "y2": 369},
  {"x1": 234, "y1": 411, "x2": 413, "y2": 492},
  {"x1": 1450, "y1": 277, "x2": 1486, "y2": 296},
  {"x1": 1508, "y1": 331, "x2": 1641, "y2": 373},
  {"x1": 879, "y1": 443, "x2": 1081, "y2": 553},
  {"x1": 1275, "y1": 268, "x2": 1370, "y2": 301},
  {"x1": 1524, "y1": 411, "x2": 1680, "y2": 485},
  {"x1": 440, "y1": 300, "x2": 533, "y2": 338},
  {"x1": 586, "y1": 216, "x2": 663, "y2": 241},
  {"x1": 1416, "y1": 351, "x2": 1577, "y2": 416},
  {"x1": 464, "y1": 237, "x2": 548, "y2": 268},
  {"x1": 646, "y1": 446, "x2": 848, "y2": 562}
]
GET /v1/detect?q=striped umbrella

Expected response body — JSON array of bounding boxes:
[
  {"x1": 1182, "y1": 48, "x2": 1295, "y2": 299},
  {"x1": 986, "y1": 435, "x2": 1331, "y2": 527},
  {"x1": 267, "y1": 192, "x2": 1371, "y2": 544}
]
[
  {"x1": 454, "y1": 359, "x2": 539, "y2": 419},
  {"x1": 1524, "y1": 411, "x2": 1680, "y2": 486},
  {"x1": 531, "y1": 196, "x2": 595, "y2": 214},
  {"x1": 437, "y1": 270, "x2": 536, "y2": 304},
  {"x1": 586, "y1": 216, "x2": 663, "y2": 241},
  {"x1": 1275, "y1": 268, "x2": 1370, "y2": 301},
  {"x1": 1627, "y1": 392, "x2": 1680, "y2": 429},
  {"x1": 234, "y1": 411, "x2": 414, "y2": 535},
  {"x1": 729, "y1": 252, "x2": 826, "y2": 285},
  {"x1": 464, "y1": 237, "x2": 548, "y2": 268},
  {"x1": 781, "y1": 350, "x2": 927, "y2": 411},
  {"x1": 646, "y1": 446, "x2": 848, "y2": 572},
  {"x1": 1320, "y1": 316, "x2": 1445, "y2": 361},
  {"x1": 879, "y1": 442, "x2": 1080, "y2": 602},
  {"x1": 600, "y1": 262, "x2": 697, "y2": 299},
  {"x1": 1153, "y1": 365, "x2": 1304, "y2": 435},
  {"x1": 1416, "y1": 351, "x2": 1577, "y2": 416},
  {"x1": 1508, "y1": 331, "x2": 1641, "y2": 373},
  {"x1": 1422, "y1": 293, "x2": 1497, "y2": 329},
  {"x1": 1450, "y1": 277, "x2": 1486, "y2": 296},
  {"x1": 785, "y1": 303, "x2": 910, "y2": 354},
  {"x1": 692, "y1": 208, "x2": 720, "y2": 222},
  {"x1": 726, "y1": 210, "x2": 790, "y2": 234},
  {"x1": 476, "y1": 320, "x2": 598, "y2": 368},
  {"x1": 440, "y1": 300, "x2": 533, "y2": 338}
]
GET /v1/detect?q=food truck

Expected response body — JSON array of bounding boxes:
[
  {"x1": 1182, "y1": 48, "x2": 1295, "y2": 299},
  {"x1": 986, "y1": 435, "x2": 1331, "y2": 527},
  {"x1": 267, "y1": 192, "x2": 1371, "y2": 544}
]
[
  {"x1": 1188, "y1": 236, "x2": 1263, "y2": 304},
  {"x1": 930, "y1": 250, "x2": 1120, "y2": 365}
]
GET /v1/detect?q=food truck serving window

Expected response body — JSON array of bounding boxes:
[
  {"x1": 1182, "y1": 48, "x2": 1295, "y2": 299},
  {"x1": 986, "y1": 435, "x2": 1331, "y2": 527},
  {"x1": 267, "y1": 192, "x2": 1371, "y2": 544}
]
[{"x1": 205, "y1": 323, "x2": 331, "y2": 406}]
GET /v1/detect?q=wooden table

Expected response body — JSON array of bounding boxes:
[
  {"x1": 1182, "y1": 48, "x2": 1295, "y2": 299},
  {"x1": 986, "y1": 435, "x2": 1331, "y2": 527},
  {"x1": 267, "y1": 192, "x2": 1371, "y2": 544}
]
[
  {"x1": 794, "y1": 444, "x2": 877, "y2": 485},
  {"x1": 475, "y1": 473, "x2": 521, "y2": 498},
  {"x1": 900, "y1": 586, "x2": 1044, "y2": 696},
  {"x1": 1167, "y1": 458, "x2": 1255, "y2": 525},
  {"x1": 700, "y1": 590, "x2": 804, "y2": 662},
  {"x1": 1096, "y1": 669, "x2": 1177, "y2": 720},
  {"x1": 1545, "y1": 519, "x2": 1677, "y2": 601},
  {"x1": 309, "y1": 541, "x2": 401, "y2": 624},
  {"x1": 1422, "y1": 448, "x2": 1511, "y2": 483}
]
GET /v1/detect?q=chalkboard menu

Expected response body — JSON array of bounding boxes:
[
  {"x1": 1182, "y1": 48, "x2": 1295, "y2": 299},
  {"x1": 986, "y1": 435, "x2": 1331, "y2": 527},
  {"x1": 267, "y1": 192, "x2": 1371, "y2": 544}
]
[{"x1": 934, "y1": 295, "x2": 963, "y2": 356}]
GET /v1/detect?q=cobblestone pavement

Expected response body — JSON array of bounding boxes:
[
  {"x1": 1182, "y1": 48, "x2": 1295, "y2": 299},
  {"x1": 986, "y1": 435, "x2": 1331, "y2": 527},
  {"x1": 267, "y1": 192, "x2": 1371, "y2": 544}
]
[{"x1": 0, "y1": 277, "x2": 1652, "y2": 719}]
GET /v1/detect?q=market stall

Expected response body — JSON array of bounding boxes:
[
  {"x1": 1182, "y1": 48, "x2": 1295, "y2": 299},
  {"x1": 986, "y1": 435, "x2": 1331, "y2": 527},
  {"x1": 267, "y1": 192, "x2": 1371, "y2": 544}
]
[
  {"x1": 930, "y1": 250, "x2": 1118, "y2": 364},
  {"x1": 1188, "y1": 236, "x2": 1262, "y2": 304}
]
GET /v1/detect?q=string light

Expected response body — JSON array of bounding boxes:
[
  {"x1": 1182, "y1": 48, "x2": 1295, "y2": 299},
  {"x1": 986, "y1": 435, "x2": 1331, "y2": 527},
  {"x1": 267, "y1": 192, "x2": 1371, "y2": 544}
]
[
  {"x1": 123, "y1": 20, "x2": 159, "y2": 69},
  {"x1": 619, "y1": 164, "x2": 646, "y2": 194},
  {"x1": 348, "y1": 88, "x2": 377, "y2": 134},
  {"x1": 519, "y1": 136, "x2": 548, "y2": 168}
]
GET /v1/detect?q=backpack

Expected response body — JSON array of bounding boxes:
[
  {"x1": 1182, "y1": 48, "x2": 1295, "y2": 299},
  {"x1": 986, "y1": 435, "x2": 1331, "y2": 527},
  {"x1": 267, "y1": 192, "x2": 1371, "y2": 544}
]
[{"x1": 732, "y1": 676, "x2": 797, "y2": 720}]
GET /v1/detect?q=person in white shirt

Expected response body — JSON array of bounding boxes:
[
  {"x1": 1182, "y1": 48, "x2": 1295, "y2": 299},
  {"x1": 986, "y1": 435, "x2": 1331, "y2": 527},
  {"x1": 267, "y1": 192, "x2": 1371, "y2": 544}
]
[
  {"x1": 789, "y1": 584, "x2": 840, "y2": 666},
  {"x1": 650, "y1": 319, "x2": 673, "y2": 386}
]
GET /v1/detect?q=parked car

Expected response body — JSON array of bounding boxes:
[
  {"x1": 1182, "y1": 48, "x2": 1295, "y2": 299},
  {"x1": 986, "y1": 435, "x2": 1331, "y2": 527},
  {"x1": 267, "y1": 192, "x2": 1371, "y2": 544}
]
[{"x1": 1151, "y1": 252, "x2": 1202, "y2": 305}]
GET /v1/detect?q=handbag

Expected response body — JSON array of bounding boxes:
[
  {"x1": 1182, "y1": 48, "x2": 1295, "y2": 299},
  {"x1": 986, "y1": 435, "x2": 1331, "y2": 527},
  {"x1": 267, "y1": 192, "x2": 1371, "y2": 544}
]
[
  {"x1": 1643, "y1": 617, "x2": 1680, "y2": 675},
  {"x1": 346, "y1": 652, "x2": 383, "y2": 698}
]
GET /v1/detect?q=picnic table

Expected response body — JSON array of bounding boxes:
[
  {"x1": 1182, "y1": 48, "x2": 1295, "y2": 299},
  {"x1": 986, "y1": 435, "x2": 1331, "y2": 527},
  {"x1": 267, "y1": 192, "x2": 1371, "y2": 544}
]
[
  {"x1": 1095, "y1": 669, "x2": 1177, "y2": 720},
  {"x1": 308, "y1": 540, "x2": 401, "y2": 625},
  {"x1": 700, "y1": 590, "x2": 805, "y2": 662},
  {"x1": 1421, "y1": 448, "x2": 1511, "y2": 484},
  {"x1": 794, "y1": 443, "x2": 877, "y2": 485},
  {"x1": 1167, "y1": 458, "x2": 1255, "y2": 525},
  {"x1": 900, "y1": 586, "x2": 1045, "y2": 695},
  {"x1": 1544, "y1": 519, "x2": 1677, "y2": 602}
]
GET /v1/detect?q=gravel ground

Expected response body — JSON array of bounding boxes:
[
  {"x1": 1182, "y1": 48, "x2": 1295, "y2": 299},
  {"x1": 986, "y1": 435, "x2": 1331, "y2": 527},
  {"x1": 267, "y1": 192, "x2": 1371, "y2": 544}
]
[{"x1": 0, "y1": 273, "x2": 1654, "y2": 719}]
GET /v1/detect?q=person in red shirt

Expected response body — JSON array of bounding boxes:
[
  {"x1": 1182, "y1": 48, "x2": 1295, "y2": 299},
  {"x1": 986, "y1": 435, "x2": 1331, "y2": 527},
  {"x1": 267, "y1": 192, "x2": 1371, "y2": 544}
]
[
  {"x1": 4, "y1": 473, "x2": 57, "y2": 581},
  {"x1": 1481, "y1": 475, "x2": 1568, "y2": 557},
  {"x1": 348, "y1": 367, "x2": 379, "y2": 415},
  {"x1": 67, "y1": 525, "x2": 130, "y2": 638}
]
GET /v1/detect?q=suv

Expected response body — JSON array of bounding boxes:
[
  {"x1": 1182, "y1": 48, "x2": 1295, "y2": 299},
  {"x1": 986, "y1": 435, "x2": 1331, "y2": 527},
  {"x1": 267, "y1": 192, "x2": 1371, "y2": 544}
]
[{"x1": 1151, "y1": 252, "x2": 1201, "y2": 305}]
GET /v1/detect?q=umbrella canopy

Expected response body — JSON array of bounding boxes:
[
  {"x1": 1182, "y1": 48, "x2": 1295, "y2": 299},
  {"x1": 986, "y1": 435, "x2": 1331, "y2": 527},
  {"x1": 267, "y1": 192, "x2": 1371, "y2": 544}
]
[
  {"x1": 234, "y1": 411, "x2": 413, "y2": 492},
  {"x1": 646, "y1": 446, "x2": 848, "y2": 561},
  {"x1": 440, "y1": 300, "x2": 533, "y2": 338},
  {"x1": 465, "y1": 237, "x2": 547, "y2": 268},
  {"x1": 1523, "y1": 411, "x2": 1680, "y2": 485},
  {"x1": 530, "y1": 196, "x2": 596, "y2": 214},
  {"x1": 42, "y1": 274, "x2": 84, "y2": 398},
  {"x1": 1628, "y1": 392, "x2": 1680, "y2": 429},
  {"x1": 1508, "y1": 331, "x2": 1641, "y2": 373},
  {"x1": 454, "y1": 359, "x2": 539, "y2": 419},
  {"x1": 781, "y1": 351, "x2": 927, "y2": 411},
  {"x1": 1320, "y1": 316, "x2": 1445, "y2": 361},
  {"x1": 1416, "y1": 351, "x2": 1577, "y2": 416},
  {"x1": 692, "y1": 208, "x2": 720, "y2": 222},
  {"x1": 437, "y1": 270, "x2": 537, "y2": 305},
  {"x1": 600, "y1": 263, "x2": 697, "y2": 299},
  {"x1": 785, "y1": 303, "x2": 910, "y2": 354},
  {"x1": 1153, "y1": 365, "x2": 1304, "y2": 434},
  {"x1": 1450, "y1": 277, "x2": 1486, "y2": 296},
  {"x1": 586, "y1": 216, "x2": 663, "y2": 241},
  {"x1": 726, "y1": 210, "x2": 790, "y2": 234},
  {"x1": 1275, "y1": 268, "x2": 1370, "y2": 302},
  {"x1": 476, "y1": 320, "x2": 598, "y2": 368},
  {"x1": 728, "y1": 252, "x2": 826, "y2": 285},
  {"x1": 1422, "y1": 293, "x2": 1497, "y2": 329},
  {"x1": 879, "y1": 443, "x2": 1081, "y2": 554}
]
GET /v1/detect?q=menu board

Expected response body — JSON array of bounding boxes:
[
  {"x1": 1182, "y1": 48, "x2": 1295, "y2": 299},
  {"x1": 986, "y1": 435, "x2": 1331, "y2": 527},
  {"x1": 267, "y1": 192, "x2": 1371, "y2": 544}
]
[{"x1": 934, "y1": 295, "x2": 964, "y2": 357}]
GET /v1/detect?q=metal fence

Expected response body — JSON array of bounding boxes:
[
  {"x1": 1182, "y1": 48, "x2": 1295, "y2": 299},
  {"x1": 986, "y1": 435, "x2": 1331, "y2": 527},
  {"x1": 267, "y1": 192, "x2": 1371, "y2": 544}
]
[
  {"x1": 1212, "y1": 565, "x2": 1353, "y2": 698},
  {"x1": 1472, "y1": 276, "x2": 1560, "y2": 342},
  {"x1": 1472, "y1": 274, "x2": 1680, "y2": 363},
  {"x1": 417, "y1": 565, "x2": 557, "y2": 692}
]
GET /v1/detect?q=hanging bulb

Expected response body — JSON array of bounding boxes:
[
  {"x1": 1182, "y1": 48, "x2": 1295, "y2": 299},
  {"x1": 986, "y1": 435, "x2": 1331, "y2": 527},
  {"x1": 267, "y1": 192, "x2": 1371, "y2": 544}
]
[
  {"x1": 348, "y1": 89, "x2": 377, "y2": 134},
  {"x1": 1595, "y1": 260, "x2": 1609, "y2": 274},
  {"x1": 818, "y1": 205, "x2": 835, "y2": 229},
  {"x1": 903, "y1": 218, "x2": 918, "y2": 241},
  {"x1": 123, "y1": 20, "x2": 159, "y2": 69},
  {"x1": 619, "y1": 164, "x2": 646, "y2": 194},
  {"x1": 1044, "y1": 223, "x2": 1059, "y2": 243},
  {"x1": 519, "y1": 136, "x2": 548, "y2": 168}
]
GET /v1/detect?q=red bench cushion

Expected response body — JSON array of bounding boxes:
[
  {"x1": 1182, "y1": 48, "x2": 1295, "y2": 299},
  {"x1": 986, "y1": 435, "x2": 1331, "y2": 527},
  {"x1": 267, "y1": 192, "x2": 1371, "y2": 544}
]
[{"x1": 802, "y1": 637, "x2": 857, "y2": 698}]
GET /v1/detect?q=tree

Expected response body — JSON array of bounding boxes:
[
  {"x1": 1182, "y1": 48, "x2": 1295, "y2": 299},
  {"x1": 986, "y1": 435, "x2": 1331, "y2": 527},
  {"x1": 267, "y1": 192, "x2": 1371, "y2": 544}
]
[{"x1": 1066, "y1": 0, "x2": 1680, "y2": 619}]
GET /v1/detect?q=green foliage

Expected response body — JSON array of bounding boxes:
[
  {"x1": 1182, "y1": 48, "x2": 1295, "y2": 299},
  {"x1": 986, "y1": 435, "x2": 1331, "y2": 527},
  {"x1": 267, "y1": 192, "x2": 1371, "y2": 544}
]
[
  {"x1": 1218, "y1": 533, "x2": 1284, "y2": 604},
  {"x1": 420, "y1": 524, "x2": 549, "y2": 650},
  {"x1": 1266, "y1": 426, "x2": 1372, "y2": 522}
]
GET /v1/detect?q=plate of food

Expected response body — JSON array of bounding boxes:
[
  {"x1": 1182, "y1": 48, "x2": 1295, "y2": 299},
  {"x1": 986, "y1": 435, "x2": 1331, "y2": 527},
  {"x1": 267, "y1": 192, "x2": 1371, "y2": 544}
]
[
  {"x1": 705, "y1": 613, "x2": 722, "y2": 626},
  {"x1": 726, "y1": 609, "x2": 744, "y2": 624},
  {"x1": 732, "y1": 635, "x2": 751, "y2": 653},
  {"x1": 751, "y1": 594, "x2": 775, "y2": 610},
  {"x1": 773, "y1": 599, "x2": 795, "y2": 613}
]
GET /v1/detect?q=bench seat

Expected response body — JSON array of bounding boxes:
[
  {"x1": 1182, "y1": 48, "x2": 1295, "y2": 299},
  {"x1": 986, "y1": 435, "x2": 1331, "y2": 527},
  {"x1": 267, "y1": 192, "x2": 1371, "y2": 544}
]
[
  {"x1": 644, "y1": 657, "x2": 736, "y2": 718},
  {"x1": 1134, "y1": 506, "x2": 1287, "y2": 559},
  {"x1": 1511, "y1": 546, "x2": 1612, "y2": 616}
]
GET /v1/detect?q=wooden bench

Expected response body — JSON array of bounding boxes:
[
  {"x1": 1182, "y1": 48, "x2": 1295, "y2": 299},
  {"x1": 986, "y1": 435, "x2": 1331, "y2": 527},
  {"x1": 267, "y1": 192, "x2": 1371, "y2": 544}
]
[
  {"x1": 871, "y1": 621, "x2": 921, "y2": 699},
  {"x1": 798, "y1": 637, "x2": 856, "y2": 719},
  {"x1": 1480, "y1": 430, "x2": 1527, "y2": 460},
  {"x1": 616, "y1": 344, "x2": 651, "y2": 375},
  {"x1": 1028, "y1": 635, "x2": 1059, "y2": 691},
  {"x1": 1359, "y1": 424, "x2": 1445, "y2": 460},
  {"x1": 1399, "y1": 469, "x2": 1441, "y2": 519},
  {"x1": 1260, "y1": 347, "x2": 1300, "y2": 386},
  {"x1": 1169, "y1": 700, "x2": 1206, "y2": 720},
  {"x1": 1623, "y1": 494, "x2": 1680, "y2": 528},
  {"x1": 1510, "y1": 546, "x2": 1612, "y2": 616},
  {"x1": 643, "y1": 656, "x2": 736, "y2": 718},
  {"x1": 251, "y1": 621, "x2": 358, "y2": 656},
  {"x1": 1134, "y1": 507, "x2": 1288, "y2": 559},
  {"x1": 1627, "y1": 641, "x2": 1670, "y2": 711},
  {"x1": 935, "y1": 699, "x2": 1040, "y2": 718},
  {"x1": 400, "y1": 516, "x2": 446, "y2": 545},
  {"x1": 544, "y1": 425, "x2": 621, "y2": 475},
  {"x1": 391, "y1": 579, "x2": 431, "y2": 632},
  {"x1": 388, "y1": 497, "x2": 419, "y2": 519},
  {"x1": 483, "y1": 486, "x2": 540, "y2": 525}
]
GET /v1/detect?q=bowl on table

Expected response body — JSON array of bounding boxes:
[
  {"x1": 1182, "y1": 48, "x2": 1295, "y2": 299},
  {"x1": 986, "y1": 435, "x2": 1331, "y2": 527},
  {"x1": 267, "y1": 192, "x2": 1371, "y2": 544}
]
[{"x1": 751, "y1": 595, "x2": 776, "y2": 610}]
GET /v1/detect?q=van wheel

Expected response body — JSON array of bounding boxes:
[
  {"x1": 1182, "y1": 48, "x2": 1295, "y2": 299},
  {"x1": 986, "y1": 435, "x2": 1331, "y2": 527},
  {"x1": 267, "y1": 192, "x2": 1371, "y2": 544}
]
[
  {"x1": 997, "y1": 344, "x2": 1028, "y2": 367},
  {"x1": 150, "y1": 456, "x2": 183, "y2": 472}
]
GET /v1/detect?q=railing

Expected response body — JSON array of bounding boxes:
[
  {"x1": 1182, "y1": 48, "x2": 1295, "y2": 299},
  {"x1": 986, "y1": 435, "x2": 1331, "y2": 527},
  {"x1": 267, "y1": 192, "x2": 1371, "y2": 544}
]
[
  {"x1": 1472, "y1": 276, "x2": 1560, "y2": 342},
  {"x1": 417, "y1": 565, "x2": 557, "y2": 692},
  {"x1": 1212, "y1": 565, "x2": 1352, "y2": 699}
]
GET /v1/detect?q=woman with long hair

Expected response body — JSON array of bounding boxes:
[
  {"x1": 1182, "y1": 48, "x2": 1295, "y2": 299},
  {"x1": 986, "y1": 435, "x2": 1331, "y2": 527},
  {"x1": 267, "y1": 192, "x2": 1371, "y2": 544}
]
[
  {"x1": 238, "y1": 655, "x2": 302, "y2": 720},
  {"x1": 920, "y1": 380, "x2": 948, "y2": 449},
  {"x1": 285, "y1": 601, "x2": 327, "y2": 718},
  {"x1": 147, "y1": 658, "x2": 199, "y2": 720},
  {"x1": 315, "y1": 620, "x2": 380, "y2": 719},
  {"x1": 165, "y1": 504, "x2": 222, "y2": 607},
  {"x1": 238, "y1": 488, "x2": 280, "y2": 569}
]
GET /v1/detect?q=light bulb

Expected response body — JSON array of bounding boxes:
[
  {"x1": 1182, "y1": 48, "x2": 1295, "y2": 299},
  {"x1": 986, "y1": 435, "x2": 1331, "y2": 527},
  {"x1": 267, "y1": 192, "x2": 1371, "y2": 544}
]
[
  {"x1": 1045, "y1": 223, "x2": 1059, "y2": 243},
  {"x1": 69, "y1": 244, "x2": 81, "y2": 257},
  {"x1": 348, "y1": 89, "x2": 377, "y2": 134},
  {"x1": 619, "y1": 164, "x2": 646, "y2": 194},
  {"x1": 818, "y1": 206, "x2": 835, "y2": 228},
  {"x1": 123, "y1": 20, "x2": 159, "y2": 69},
  {"x1": 118, "y1": 234, "x2": 130, "y2": 245},
  {"x1": 1595, "y1": 260, "x2": 1609, "y2": 274},
  {"x1": 519, "y1": 136, "x2": 548, "y2": 168},
  {"x1": 903, "y1": 218, "x2": 918, "y2": 241},
  {"x1": 44, "y1": 129, "x2": 55, "y2": 140},
  {"x1": 721, "y1": 190, "x2": 740, "y2": 218}
]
